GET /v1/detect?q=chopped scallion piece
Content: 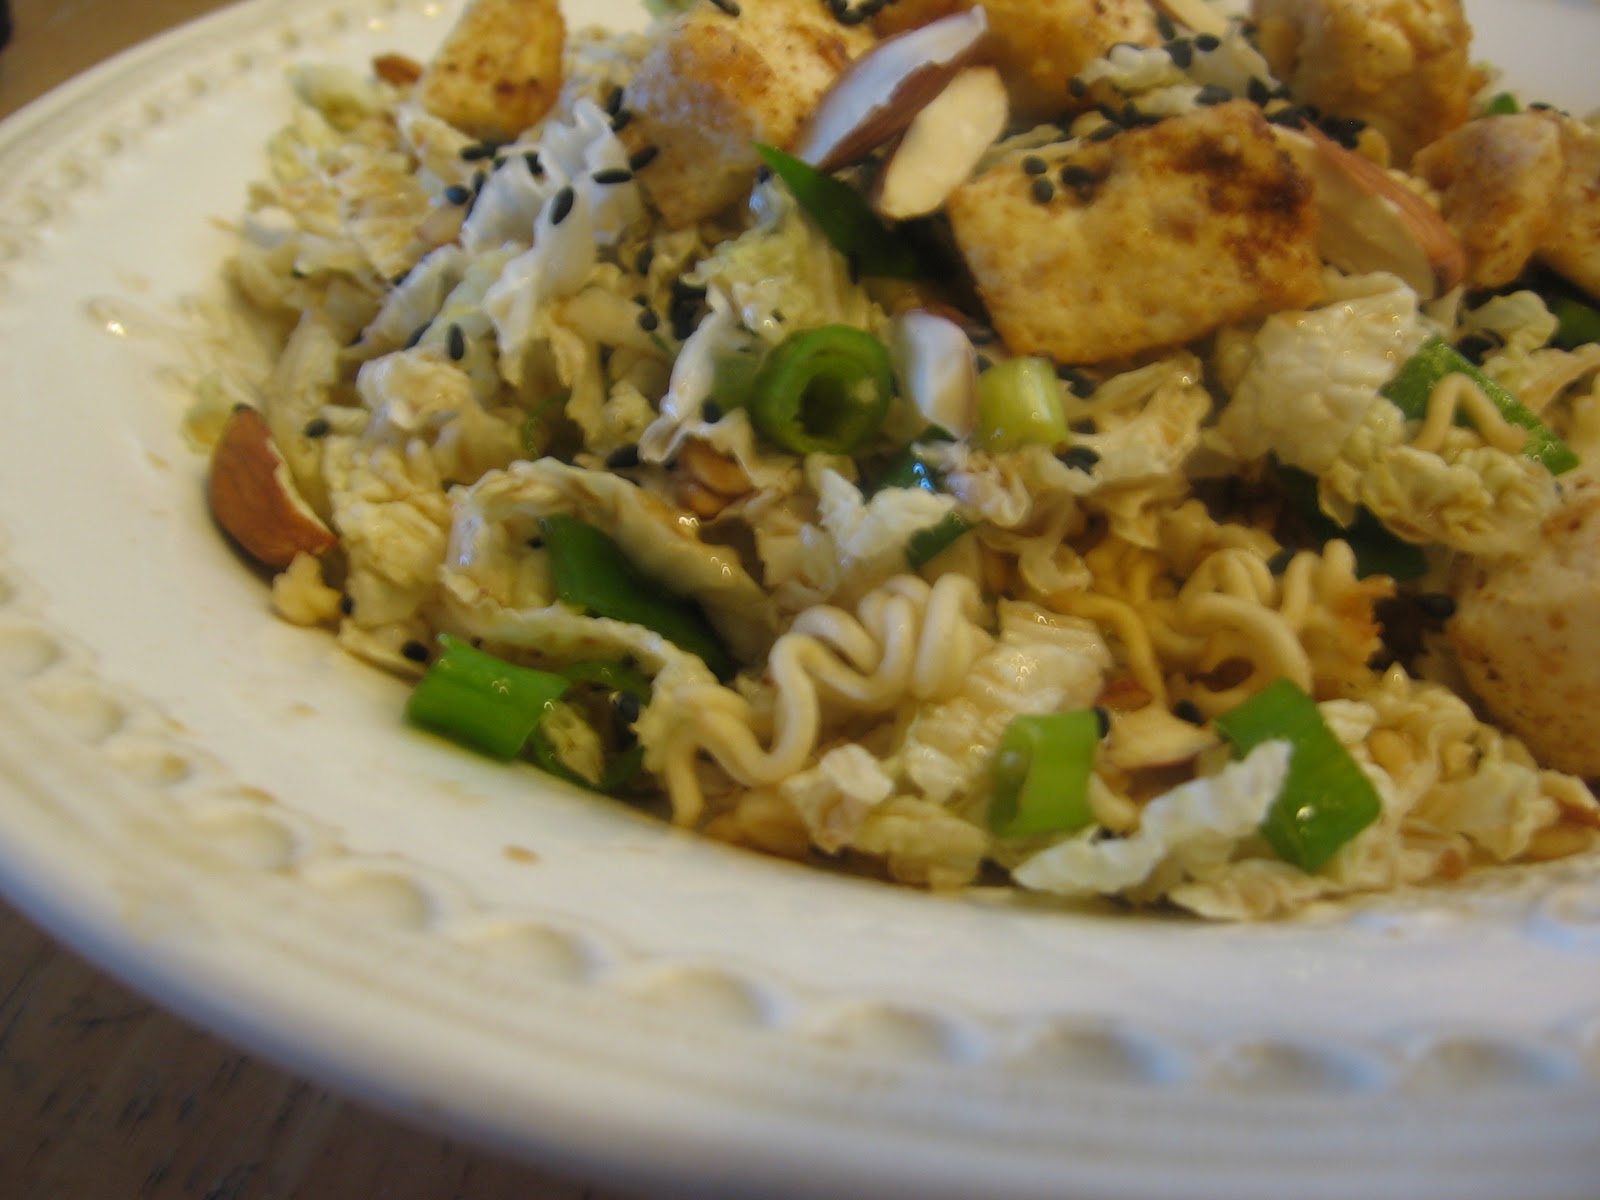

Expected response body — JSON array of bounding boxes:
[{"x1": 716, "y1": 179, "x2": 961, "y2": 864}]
[
  {"x1": 1381, "y1": 338, "x2": 1579, "y2": 474},
  {"x1": 976, "y1": 357, "x2": 1071, "y2": 451},
  {"x1": 1552, "y1": 294, "x2": 1600, "y2": 350},
  {"x1": 1484, "y1": 92, "x2": 1519, "y2": 115},
  {"x1": 748, "y1": 324, "x2": 894, "y2": 455},
  {"x1": 1213, "y1": 678, "x2": 1381, "y2": 872},
  {"x1": 988, "y1": 710, "x2": 1101, "y2": 839},
  {"x1": 754, "y1": 143, "x2": 923, "y2": 280},
  {"x1": 540, "y1": 514, "x2": 735, "y2": 679},
  {"x1": 405, "y1": 635, "x2": 569, "y2": 760},
  {"x1": 906, "y1": 512, "x2": 972, "y2": 569},
  {"x1": 1275, "y1": 463, "x2": 1429, "y2": 581}
]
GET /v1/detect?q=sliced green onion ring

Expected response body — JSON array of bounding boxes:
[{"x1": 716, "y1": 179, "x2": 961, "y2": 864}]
[
  {"x1": 748, "y1": 325, "x2": 895, "y2": 455},
  {"x1": 988, "y1": 709, "x2": 1102, "y2": 839},
  {"x1": 405, "y1": 635, "x2": 570, "y2": 760},
  {"x1": 1213, "y1": 677, "x2": 1382, "y2": 873}
]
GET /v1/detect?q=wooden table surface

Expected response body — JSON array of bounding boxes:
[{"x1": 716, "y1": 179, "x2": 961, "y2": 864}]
[{"x1": 0, "y1": 4, "x2": 634, "y2": 1197}]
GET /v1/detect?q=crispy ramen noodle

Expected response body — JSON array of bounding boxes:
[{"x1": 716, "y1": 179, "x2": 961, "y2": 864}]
[{"x1": 196, "y1": 0, "x2": 1600, "y2": 918}]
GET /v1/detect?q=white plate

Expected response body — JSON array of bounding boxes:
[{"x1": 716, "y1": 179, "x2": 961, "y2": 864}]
[{"x1": 0, "y1": 2, "x2": 1598, "y2": 1197}]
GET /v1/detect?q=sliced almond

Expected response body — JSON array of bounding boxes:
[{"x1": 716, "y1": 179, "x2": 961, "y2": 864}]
[
  {"x1": 889, "y1": 309, "x2": 979, "y2": 438},
  {"x1": 1152, "y1": 0, "x2": 1230, "y2": 39},
  {"x1": 208, "y1": 406, "x2": 338, "y2": 569},
  {"x1": 793, "y1": 7, "x2": 990, "y2": 174},
  {"x1": 1277, "y1": 124, "x2": 1466, "y2": 299},
  {"x1": 874, "y1": 66, "x2": 1009, "y2": 221}
]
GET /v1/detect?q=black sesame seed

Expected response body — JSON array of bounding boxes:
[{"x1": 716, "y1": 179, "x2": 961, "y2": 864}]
[
  {"x1": 1021, "y1": 154, "x2": 1049, "y2": 176},
  {"x1": 1165, "y1": 38, "x2": 1194, "y2": 69},
  {"x1": 610, "y1": 109, "x2": 635, "y2": 134},
  {"x1": 604, "y1": 85, "x2": 626, "y2": 116},
  {"x1": 1056, "y1": 364, "x2": 1095, "y2": 394},
  {"x1": 1318, "y1": 115, "x2": 1366, "y2": 148},
  {"x1": 460, "y1": 141, "x2": 497, "y2": 162},
  {"x1": 709, "y1": 0, "x2": 740, "y2": 15},
  {"x1": 593, "y1": 167, "x2": 635, "y2": 185},
  {"x1": 339, "y1": 594, "x2": 355, "y2": 616},
  {"x1": 1059, "y1": 163, "x2": 1098, "y2": 197},
  {"x1": 636, "y1": 246, "x2": 657, "y2": 276},
  {"x1": 549, "y1": 186, "x2": 576, "y2": 226},
  {"x1": 637, "y1": 307, "x2": 660, "y2": 333},
  {"x1": 1088, "y1": 122, "x2": 1120, "y2": 142},
  {"x1": 1414, "y1": 592, "x2": 1458, "y2": 620},
  {"x1": 1069, "y1": 418, "x2": 1098, "y2": 436},
  {"x1": 447, "y1": 323, "x2": 466, "y2": 362},
  {"x1": 1155, "y1": 10, "x2": 1177, "y2": 40},
  {"x1": 1093, "y1": 706, "x2": 1112, "y2": 738},
  {"x1": 702, "y1": 400, "x2": 724, "y2": 423},
  {"x1": 401, "y1": 640, "x2": 431, "y2": 664},
  {"x1": 1068, "y1": 76, "x2": 1088, "y2": 99},
  {"x1": 302, "y1": 416, "x2": 331, "y2": 438},
  {"x1": 443, "y1": 183, "x2": 472, "y2": 206},
  {"x1": 471, "y1": 168, "x2": 487, "y2": 194},
  {"x1": 629, "y1": 145, "x2": 661, "y2": 172},
  {"x1": 1267, "y1": 548, "x2": 1296, "y2": 575},
  {"x1": 1031, "y1": 177, "x2": 1056, "y2": 204},
  {"x1": 613, "y1": 691, "x2": 643, "y2": 726},
  {"x1": 1058, "y1": 445, "x2": 1101, "y2": 473},
  {"x1": 526, "y1": 536, "x2": 544, "y2": 550},
  {"x1": 605, "y1": 444, "x2": 642, "y2": 470},
  {"x1": 1174, "y1": 699, "x2": 1206, "y2": 726},
  {"x1": 1266, "y1": 105, "x2": 1311, "y2": 129},
  {"x1": 1247, "y1": 76, "x2": 1274, "y2": 106},
  {"x1": 1456, "y1": 333, "x2": 1496, "y2": 365},
  {"x1": 524, "y1": 151, "x2": 545, "y2": 177},
  {"x1": 1196, "y1": 84, "x2": 1232, "y2": 106},
  {"x1": 1195, "y1": 33, "x2": 1222, "y2": 52}
]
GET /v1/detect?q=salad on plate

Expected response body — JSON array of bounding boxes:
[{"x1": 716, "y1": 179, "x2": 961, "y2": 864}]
[{"x1": 191, "y1": 0, "x2": 1600, "y2": 920}]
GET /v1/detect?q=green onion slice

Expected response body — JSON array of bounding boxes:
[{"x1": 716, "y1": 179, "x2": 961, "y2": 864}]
[
  {"x1": 988, "y1": 710, "x2": 1101, "y2": 839},
  {"x1": 1213, "y1": 678, "x2": 1382, "y2": 873},
  {"x1": 748, "y1": 325, "x2": 894, "y2": 455},
  {"x1": 976, "y1": 357, "x2": 1071, "y2": 452},
  {"x1": 1484, "y1": 92, "x2": 1520, "y2": 115},
  {"x1": 540, "y1": 514, "x2": 735, "y2": 679},
  {"x1": 1552, "y1": 294, "x2": 1600, "y2": 350},
  {"x1": 405, "y1": 635, "x2": 570, "y2": 760},
  {"x1": 1275, "y1": 462, "x2": 1428, "y2": 581},
  {"x1": 1381, "y1": 338, "x2": 1579, "y2": 474},
  {"x1": 754, "y1": 143, "x2": 923, "y2": 280}
]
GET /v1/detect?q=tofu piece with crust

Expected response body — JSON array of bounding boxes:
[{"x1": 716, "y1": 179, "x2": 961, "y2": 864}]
[
  {"x1": 872, "y1": 0, "x2": 1164, "y2": 124},
  {"x1": 416, "y1": 0, "x2": 565, "y2": 142},
  {"x1": 1413, "y1": 110, "x2": 1600, "y2": 301},
  {"x1": 946, "y1": 101, "x2": 1324, "y2": 366},
  {"x1": 1250, "y1": 0, "x2": 1482, "y2": 164},
  {"x1": 627, "y1": 0, "x2": 874, "y2": 228}
]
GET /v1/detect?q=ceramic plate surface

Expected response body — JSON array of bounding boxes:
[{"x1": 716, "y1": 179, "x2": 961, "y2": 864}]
[{"x1": 0, "y1": 2, "x2": 1598, "y2": 1197}]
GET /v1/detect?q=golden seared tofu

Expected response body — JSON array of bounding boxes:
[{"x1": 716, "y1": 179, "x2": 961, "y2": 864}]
[
  {"x1": 946, "y1": 101, "x2": 1324, "y2": 366},
  {"x1": 627, "y1": 0, "x2": 874, "y2": 228},
  {"x1": 1414, "y1": 110, "x2": 1600, "y2": 300},
  {"x1": 1412, "y1": 113, "x2": 1568, "y2": 289},
  {"x1": 873, "y1": 0, "x2": 1163, "y2": 124},
  {"x1": 416, "y1": 0, "x2": 566, "y2": 142},
  {"x1": 1251, "y1": 0, "x2": 1481, "y2": 164}
]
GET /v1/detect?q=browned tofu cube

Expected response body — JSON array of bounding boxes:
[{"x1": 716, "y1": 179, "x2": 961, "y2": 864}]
[
  {"x1": 873, "y1": 0, "x2": 1163, "y2": 124},
  {"x1": 1251, "y1": 0, "x2": 1482, "y2": 164},
  {"x1": 417, "y1": 0, "x2": 565, "y2": 142},
  {"x1": 946, "y1": 101, "x2": 1325, "y2": 365},
  {"x1": 627, "y1": 0, "x2": 873, "y2": 228}
]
